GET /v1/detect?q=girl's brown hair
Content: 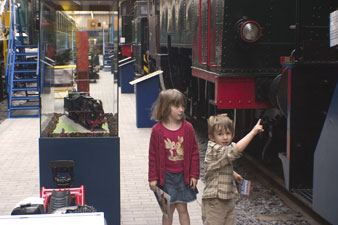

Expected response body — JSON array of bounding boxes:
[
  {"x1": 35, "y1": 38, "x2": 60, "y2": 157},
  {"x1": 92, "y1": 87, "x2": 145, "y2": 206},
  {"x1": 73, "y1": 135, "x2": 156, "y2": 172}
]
[
  {"x1": 207, "y1": 114, "x2": 234, "y2": 137},
  {"x1": 151, "y1": 89, "x2": 186, "y2": 122}
]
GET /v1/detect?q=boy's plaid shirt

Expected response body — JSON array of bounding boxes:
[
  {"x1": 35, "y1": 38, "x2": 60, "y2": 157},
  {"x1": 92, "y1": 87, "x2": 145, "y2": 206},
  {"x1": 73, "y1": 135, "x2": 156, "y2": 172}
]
[{"x1": 202, "y1": 141, "x2": 242, "y2": 200}]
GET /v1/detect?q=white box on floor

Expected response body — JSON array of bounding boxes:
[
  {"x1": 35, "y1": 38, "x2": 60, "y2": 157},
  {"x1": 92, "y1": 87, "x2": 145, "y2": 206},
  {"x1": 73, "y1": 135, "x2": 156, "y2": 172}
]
[{"x1": 0, "y1": 212, "x2": 105, "y2": 225}]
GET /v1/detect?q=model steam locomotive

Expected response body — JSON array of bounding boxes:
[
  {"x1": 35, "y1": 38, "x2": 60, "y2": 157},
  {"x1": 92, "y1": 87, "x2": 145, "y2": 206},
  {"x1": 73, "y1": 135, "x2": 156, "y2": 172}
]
[
  {"x1": 64, "y1": 92, "x2": 106, "y2": 131},
  {"x1": 120, "y1": 0, "x2": 338, "y2": 223}
]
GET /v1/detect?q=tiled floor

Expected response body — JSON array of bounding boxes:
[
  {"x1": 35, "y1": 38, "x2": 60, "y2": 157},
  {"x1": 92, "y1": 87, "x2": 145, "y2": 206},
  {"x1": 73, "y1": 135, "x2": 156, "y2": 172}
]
[
  {"x1": 119, "y1": 92, "x2": 204, "y2": 225},
  {"x1": 0, "y1": 70, "x2": 204, "y2": 224},
  {"x1": 0, "y1": 117, "x2": 40, "y2": 214}
]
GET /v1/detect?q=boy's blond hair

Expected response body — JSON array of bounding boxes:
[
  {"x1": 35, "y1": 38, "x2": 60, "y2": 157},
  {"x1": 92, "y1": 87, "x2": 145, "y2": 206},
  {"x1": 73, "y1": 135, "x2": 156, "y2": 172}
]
[
  {"x1": 151, "y1": 89, "x2": 186, "y2": 122},
  {"x1": 207, "y1": 114, "x2": 234, "y2": 137}
]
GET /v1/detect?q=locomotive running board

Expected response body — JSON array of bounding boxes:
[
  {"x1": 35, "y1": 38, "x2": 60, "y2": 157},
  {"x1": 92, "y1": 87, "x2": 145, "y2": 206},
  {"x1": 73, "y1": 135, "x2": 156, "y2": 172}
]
[{"x1": 191, "y1": 67, "x2": 271, "y2": 109}]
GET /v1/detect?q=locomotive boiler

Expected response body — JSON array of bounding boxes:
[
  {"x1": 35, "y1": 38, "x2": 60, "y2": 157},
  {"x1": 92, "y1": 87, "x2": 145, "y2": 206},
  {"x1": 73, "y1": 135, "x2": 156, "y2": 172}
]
[{"x1": 120, "y1": 0, "x2": 338, "y2": 223}]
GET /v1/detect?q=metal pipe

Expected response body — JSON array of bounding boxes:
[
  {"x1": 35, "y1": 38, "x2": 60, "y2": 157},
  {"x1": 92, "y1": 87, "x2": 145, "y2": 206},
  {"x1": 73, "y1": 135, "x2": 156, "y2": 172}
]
[
  {"x1": 295, "y1": 0, "x2": 301, "y2": 60},
  {"x1": 207, "y1": 0, "x2": 219, "y2": 67},
  {"x1": 199, "y1": 0, "x2": 207, "y2": 65}
]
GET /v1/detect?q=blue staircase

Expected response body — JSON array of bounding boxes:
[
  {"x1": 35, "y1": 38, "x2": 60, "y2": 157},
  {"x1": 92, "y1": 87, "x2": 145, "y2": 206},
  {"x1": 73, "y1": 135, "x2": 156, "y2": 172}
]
[
  {"x1": 103, "y1": 42, "x2": 114, "y2": 71},
  {"x1": 5, "y1": 1, "x2": 40, "y2": 118}
]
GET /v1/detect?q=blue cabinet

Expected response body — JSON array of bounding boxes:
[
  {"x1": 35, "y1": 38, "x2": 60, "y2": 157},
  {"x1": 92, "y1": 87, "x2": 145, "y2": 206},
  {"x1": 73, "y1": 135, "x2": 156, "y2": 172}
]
[{"x1": 130, "y1": 70, "x2": 162, "y2": 128}]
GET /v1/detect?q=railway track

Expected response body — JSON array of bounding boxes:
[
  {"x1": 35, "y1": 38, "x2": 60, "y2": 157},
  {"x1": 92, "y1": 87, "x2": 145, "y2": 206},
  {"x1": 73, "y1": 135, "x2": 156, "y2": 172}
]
[
  {"x1": 240, "y1": 153, "x2": 331, "y2": 225},
  {"x1": 194, "y1": 120, "x2": 331, "y2": 225}
]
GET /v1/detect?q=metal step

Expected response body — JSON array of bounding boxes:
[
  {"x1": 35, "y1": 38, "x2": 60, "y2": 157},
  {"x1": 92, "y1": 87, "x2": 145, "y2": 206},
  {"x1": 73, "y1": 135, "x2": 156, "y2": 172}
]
[
  {"x1": 13, "y1": 78, "x2": 38, "y2": 83},
  {"x1": 14, "y1": 70, "x2": 37, "y2": 73},
  {"x1": 12, "y1": 87, "x2": 38, "y2": 92},
  {"x1": 9, "y1": 114, "x2": 39, "y2": 118},
  {"x1": 11, "y1": 96, "x2": 39, "y2": 101},
  {"x1": 16, "y1": 45, "x2": 38, "y2": 48},
  {"x1": 293, "y1": 189, "x2": 313, "y2": 203},
  {"x1": 10, "y1": 105, "x2": 39, "y2": 110},
  {"x1": 15, "y1": 61, "x2": 37, "y2": 65},
  {"x1": 15, "y1": 52, "x2": 38, "y2": 56}
]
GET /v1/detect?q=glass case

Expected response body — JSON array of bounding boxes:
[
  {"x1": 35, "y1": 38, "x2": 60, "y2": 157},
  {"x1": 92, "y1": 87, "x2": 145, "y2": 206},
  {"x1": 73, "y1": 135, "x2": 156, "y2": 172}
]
[{"x1": 39, "y1": 0, "x2": 119, "y2": 138}]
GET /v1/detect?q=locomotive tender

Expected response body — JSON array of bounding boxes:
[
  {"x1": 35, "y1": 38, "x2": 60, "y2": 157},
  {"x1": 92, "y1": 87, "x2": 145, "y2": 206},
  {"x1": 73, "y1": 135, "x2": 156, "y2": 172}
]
[{"x1": 122, "y1": 0, "x2": 338, "y2": 223}]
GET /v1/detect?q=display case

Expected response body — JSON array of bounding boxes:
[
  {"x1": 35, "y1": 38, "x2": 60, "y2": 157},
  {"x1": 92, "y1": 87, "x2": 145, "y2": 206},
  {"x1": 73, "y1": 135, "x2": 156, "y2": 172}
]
[
  {"x1": 40, "y1": 2, "x2": 119, "y2": 138},
  {"x1": 38, "y1": 1, "x2": 120, "y2": 225}
]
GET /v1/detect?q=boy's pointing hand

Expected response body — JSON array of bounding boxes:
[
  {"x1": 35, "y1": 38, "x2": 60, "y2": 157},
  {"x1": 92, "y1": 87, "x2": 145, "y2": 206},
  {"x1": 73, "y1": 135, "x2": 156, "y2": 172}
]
[{"x1": 252, "y1": 119, "x2": 264, "y2": 135}]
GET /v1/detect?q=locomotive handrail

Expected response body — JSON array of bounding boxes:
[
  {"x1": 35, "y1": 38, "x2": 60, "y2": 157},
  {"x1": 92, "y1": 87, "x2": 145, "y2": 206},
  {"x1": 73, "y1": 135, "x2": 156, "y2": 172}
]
[
  {"x1": 207, "y1": 0, "x2": 219, "y2": 67},
  {"x1": 198, "y1": 0, "x2": 207, "y2": 65},
  {"x1": 199, "y1": 0, "x2": 220, "y2": 67}
]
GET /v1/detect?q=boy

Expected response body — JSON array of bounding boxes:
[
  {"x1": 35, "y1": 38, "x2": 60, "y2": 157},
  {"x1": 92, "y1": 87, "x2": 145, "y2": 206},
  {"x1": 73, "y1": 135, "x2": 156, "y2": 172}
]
[{"x1": 201, "y1": 114, "x2": 263, "y2": 225}]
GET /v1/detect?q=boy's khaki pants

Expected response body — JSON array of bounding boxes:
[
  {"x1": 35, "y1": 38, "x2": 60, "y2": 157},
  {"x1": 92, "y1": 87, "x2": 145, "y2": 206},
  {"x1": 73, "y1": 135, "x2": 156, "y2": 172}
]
[{"x1": 201, "y1": 198, "x2": 235, "y2": 225}]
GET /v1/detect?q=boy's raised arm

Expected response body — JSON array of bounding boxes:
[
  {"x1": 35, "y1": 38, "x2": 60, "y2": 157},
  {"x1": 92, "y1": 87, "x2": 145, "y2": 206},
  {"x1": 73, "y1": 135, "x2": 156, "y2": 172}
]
[{"x1": 236, "y1": 119, "x2": 264, "y2": 152}]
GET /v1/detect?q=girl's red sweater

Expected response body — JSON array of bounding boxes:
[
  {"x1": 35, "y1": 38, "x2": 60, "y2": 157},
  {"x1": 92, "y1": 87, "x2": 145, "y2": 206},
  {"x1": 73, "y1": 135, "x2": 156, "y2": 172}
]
[{"x1": 148, "y1": 120, "x2": 200, "y2": 186}]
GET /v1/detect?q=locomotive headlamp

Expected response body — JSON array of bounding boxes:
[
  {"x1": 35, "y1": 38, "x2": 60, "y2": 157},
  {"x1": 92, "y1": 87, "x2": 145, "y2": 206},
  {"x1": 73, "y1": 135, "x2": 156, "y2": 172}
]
[{"x1": 240, "y1": 21, "x2": 262, "y2": 43}]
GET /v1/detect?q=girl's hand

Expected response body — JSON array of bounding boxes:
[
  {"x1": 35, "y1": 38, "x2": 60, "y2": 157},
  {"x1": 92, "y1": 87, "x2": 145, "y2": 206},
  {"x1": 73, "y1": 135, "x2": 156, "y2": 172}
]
[
  {"x1": 149, "y1": 180, "x2": 157, "y2": 191},
  {"x1": 252, "y1": 119, "x2": 264, "y2": 135},
  {"x1": 190, "y1": 177, "x2": 198, "y2": 190}
]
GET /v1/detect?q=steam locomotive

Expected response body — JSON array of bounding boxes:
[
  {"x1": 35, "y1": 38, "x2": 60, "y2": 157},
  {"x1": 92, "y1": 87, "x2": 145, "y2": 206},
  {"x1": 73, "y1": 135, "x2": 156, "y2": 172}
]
[
  {"x1": 120, "y1": 0, "x2": 338, "y2": 224},
  {"x1": 64, "y1": 92, "x2": 106, "y2": 131}
]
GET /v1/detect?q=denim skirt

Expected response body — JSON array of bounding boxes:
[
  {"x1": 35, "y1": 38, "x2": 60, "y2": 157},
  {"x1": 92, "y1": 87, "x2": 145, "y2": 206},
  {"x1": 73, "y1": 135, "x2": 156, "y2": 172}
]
[{"x1": 161, "y1": 171, "x2": 198, "y2": 204}]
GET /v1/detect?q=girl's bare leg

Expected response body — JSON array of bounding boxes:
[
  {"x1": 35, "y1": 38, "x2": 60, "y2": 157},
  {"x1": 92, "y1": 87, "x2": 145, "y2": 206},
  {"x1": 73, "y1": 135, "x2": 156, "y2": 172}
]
[
  {"x1": 176, "y1": 203, "x2": 190, "y2": 225},
  {"x1": 162, "y1": 204, "x2": 176, "y2": 225}
]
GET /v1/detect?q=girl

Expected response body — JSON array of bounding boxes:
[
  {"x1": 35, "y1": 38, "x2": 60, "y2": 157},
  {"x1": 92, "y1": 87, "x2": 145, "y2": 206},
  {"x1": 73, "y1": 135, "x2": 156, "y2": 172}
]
[{"x1": 148, "y1": 89, "x2": 200, "y2": 225}]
